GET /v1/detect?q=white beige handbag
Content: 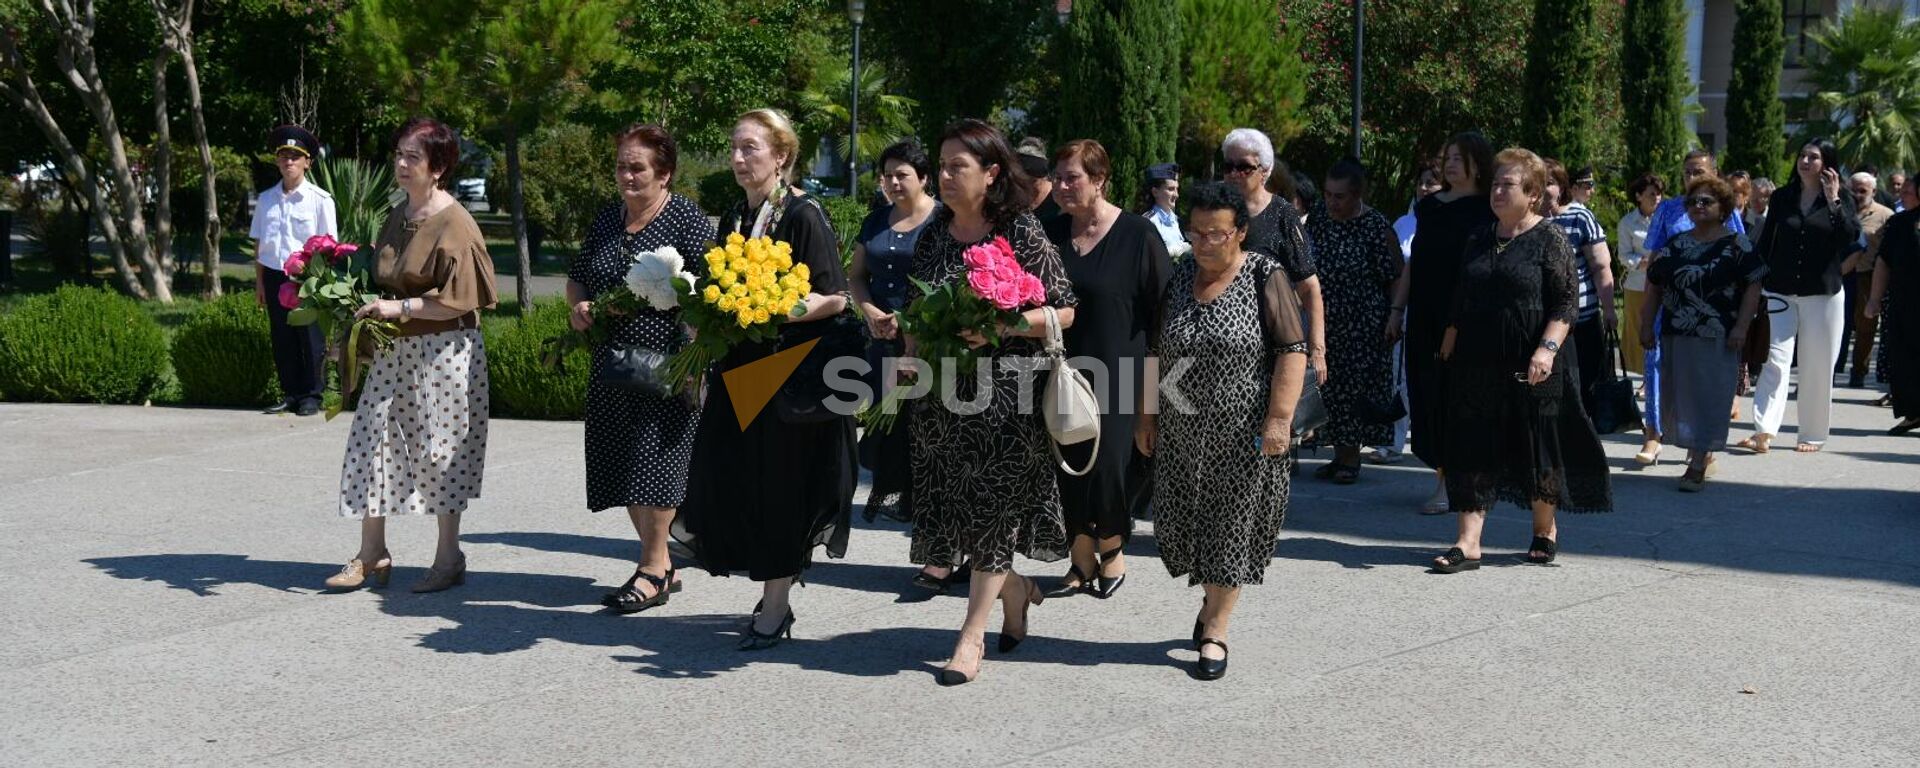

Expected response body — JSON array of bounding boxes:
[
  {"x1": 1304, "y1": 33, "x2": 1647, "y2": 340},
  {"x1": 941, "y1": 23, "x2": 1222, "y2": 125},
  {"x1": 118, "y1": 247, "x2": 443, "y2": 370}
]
[{"x1": 1040, "y1": 305, "x2": 1101, "y2": 476}]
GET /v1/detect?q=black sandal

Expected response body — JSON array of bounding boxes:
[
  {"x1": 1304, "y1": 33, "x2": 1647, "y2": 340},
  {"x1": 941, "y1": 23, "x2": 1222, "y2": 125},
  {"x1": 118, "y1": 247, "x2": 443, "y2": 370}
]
[
  {"x1": 1044, "y1": 563, "x2": 1094, "y2": 598},
  {"x1": 1330, "y1": 463, "x2": 1360, "y2": 485},
  {"x1": 1430, "y1": 547, "x2": 1481, "y2": 574},
  {"x1": 601, "y1": 567, "x2": 675, "y2": 613},
  {"x1": 1526, "y1": 536, "x2": 1558, "y2": 564},
  {"x1": 912, "y1": 564, "x2": 968, "y2": 594}
]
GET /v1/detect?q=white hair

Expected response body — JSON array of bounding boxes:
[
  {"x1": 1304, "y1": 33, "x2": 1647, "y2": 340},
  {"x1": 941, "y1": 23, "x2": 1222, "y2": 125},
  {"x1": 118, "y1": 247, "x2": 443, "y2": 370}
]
[
  {"x1": 1849, "y1": 171, "x2": 1877, "y2": 188},
  {"x1": 1221, "y1": 128, "x2": 1275, "y2": 170}
]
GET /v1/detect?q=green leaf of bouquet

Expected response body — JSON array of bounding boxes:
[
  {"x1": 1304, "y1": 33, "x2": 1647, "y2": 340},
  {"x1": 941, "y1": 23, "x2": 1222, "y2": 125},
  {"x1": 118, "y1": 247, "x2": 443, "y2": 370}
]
[{"x1": 287, "y1": 307, "x2": 320, "y2": 325}]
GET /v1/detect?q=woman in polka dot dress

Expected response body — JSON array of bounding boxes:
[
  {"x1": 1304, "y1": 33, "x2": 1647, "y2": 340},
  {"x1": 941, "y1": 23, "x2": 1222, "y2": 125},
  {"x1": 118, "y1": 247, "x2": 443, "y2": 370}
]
[{"x1": 566, "y1": 124, "x2": 717, "y2": 614}]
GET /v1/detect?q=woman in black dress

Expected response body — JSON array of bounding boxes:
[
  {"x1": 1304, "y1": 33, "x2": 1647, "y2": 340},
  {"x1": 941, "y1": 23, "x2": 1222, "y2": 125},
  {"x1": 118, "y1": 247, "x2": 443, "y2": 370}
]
[
  {"x1": 1221, "y1": 128, "x2": 1326, "y2": 382},
  {"x1": 1867, "y1": 186, "x2": 1920, "y2": 434},
  {"x1": 851, "y1": 140, "x2": 939, "y2": 528},
  {"x1": 672, "y1": 109, "x2": 856, "y2": 649},
  {"x1": 1304, "y1": 158, "x2": 1404, "y2": 483},
  {"x1": 1041, "y1": 139, "x2": 1171, "y2": 600},
  {"x1": 565, "y1": 124, "x2": 715, "y2": 613},
  {"x1": 909, "y1": 119, "x2": 1077, "y2": 685},
  {"x1": 1432, "y1": 149, "x2": 1613, "y2": 573},
  {"x1": 1393, "y1": 131, "x2": 1497, "y2": 514}
]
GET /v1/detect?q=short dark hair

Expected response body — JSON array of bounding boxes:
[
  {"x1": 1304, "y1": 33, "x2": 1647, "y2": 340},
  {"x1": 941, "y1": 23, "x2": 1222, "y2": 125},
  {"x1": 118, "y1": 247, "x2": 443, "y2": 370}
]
[
  {"x1": 1543, "y1": 157, "x2": 1571, "y2": 207},
  {"x1": 939, "y1": 118, "x2": 1034, "y2": 228},
  {"x1": 1290, "y1": 170, "x2": 1319, "y2": 207},
  {"x1": 877, "y1": 139, "x2": 933, "y2": 185},
  {"x1": 1266, "y1": 158, "x2": 1297, "y2": 200},
  {"x1": 1443, "y1": 131, "x2": 1496, "y2": 195},
  {"x1": 615, "y1": 123, "x2": 679, "y2": 182},
  {"x1": 1685, "y1": 176, "x2": 1737, "y2": 219},
  {"x1": 1627, "y1": 172, "x2": 1665, "y2": 200},
  {"x1": 1184, "y1": 181, "x2": 1249, "y2": 230},
  {"x1": 1683, "y1": 148, "x2": 1717, "y2": 168},
  {"x1": 392, "y1": 117, "x2": 459, "y2": 188},
  {"x1": 1326, "y1": 156, "x2": 1368, "y2": 196},
  {"x1": 1053, "y1": 139, "x2": 1112, "y2": 184}
]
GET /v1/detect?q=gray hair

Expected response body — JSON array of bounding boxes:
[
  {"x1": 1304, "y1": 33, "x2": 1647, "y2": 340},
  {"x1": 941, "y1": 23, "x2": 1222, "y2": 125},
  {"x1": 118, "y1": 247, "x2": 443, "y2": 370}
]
[
  {"x1": 1849, "y1": 171, "x2": 1878, "y2": 189},
  {"x1": 1220, "y1": 128, "x2": 1275, "y2": 170},
  {"x1": 1753, "y1": 177, "x2": 1776, "y2": 196}
]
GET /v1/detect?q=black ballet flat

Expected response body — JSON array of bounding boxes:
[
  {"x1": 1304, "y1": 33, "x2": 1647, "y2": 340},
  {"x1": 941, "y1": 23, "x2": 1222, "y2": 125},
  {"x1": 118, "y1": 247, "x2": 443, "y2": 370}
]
[
  {"x1": 1431, "y1": 547, "x2": 1481, "y2": 574},
  {"x1": 1892, "y1": 417, "x2": 1920, "y2": 436},
  {"x1": 1193, "y1": 638, "x2": 1230, "y2": 681}
]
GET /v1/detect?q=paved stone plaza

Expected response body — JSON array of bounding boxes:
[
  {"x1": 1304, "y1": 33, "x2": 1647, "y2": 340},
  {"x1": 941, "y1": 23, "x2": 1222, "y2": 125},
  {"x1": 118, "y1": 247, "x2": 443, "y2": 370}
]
[{"x1": 2, "y1": 386, "x2": 1916, "y2": 766}]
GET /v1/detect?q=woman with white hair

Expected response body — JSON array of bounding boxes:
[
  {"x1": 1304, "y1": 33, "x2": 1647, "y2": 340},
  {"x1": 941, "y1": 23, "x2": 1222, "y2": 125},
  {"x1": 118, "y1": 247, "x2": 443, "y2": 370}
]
[{"x1": 1220, "y1": 128, "x2": 1326, "y2": 383}]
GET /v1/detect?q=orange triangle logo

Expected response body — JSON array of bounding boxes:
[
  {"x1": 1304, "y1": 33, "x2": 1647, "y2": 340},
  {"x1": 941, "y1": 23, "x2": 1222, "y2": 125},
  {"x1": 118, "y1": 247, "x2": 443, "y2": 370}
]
[{"x1": 720, "y1": 338, "x2": 819, "y2": 430}]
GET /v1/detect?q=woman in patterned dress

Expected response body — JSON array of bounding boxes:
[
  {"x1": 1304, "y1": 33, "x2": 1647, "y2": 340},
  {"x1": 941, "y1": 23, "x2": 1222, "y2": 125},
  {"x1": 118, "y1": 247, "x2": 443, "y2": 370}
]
[
  {"x1": 565, "y1": 124, "x2": 715, "y2": 613},
  {"x1": 1138, "y1": 182, "x2": 1308, "y2": 682},
  {"x1": 1431, "y1": 149, "x2": 1613, "y2": 574},
  {"x1": 327, "y1": 117, "x2": 497, "y2": 594},
  {"x1": 908, "y1": 119, "x2": 1078, "y2": 685},
  {"x1": 1304, "y1": 159, "x2": 1404, "y2": 483}
]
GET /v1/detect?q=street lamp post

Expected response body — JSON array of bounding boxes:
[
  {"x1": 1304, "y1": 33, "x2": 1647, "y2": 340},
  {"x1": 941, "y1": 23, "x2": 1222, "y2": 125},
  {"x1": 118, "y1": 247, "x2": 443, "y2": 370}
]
[
  {"x1": 1352, "y1": 0, "x2": 1364, "y2": 158},
  {"x1": 848, "y1": 0, "x2": 865, "y2": 202}
]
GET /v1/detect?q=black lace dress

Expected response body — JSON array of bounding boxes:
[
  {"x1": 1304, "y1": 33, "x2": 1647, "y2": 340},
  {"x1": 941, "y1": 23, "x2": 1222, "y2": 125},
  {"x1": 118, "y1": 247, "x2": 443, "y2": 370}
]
[{"x1": 1442, "y1": 222, "x2": 1612, "y2": 514}]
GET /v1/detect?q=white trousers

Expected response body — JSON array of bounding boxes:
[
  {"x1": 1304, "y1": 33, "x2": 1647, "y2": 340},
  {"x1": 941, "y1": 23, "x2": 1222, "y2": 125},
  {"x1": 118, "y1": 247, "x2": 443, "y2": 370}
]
[{"x1": 1751, "y1": 291, "x2": 1845, "y2": 444}]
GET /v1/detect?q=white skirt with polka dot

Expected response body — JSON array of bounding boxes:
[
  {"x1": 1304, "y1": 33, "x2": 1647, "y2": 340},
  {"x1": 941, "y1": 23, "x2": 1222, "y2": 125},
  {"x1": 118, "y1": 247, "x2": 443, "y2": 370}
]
[{"x1": 338, "y1": 328, "x2": 489, "y2": 518}]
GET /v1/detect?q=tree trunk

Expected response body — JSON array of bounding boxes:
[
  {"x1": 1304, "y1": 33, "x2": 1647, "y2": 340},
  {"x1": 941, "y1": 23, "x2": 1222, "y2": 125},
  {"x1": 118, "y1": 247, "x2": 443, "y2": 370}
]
[
  {"x1": 0, "y1": 22, "x2": 143, "y2": 297},
  {"x1": 150, "y1": 46, "x2": 174, "y2": 284},
  {"x1": 178, "y1": 40, "x2": 222, "y2": 297},
  {"x1": 505, "y1": 122, "x2": 532, "y2": 312}
]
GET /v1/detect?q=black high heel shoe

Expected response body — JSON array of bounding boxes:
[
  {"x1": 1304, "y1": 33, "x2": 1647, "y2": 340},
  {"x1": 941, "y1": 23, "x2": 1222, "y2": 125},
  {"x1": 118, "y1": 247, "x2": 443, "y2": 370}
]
[
  {"x1": 1044, "y1": 563, "x2": 1094, "y2": 598},
  {"x1": 739, "y1": 609, "x2": 795, "y2": 651},
  {"x1": 997, "y1": 574, "x2": 1044, "y2": 653},
  {"x1": 1092, "y1": 547, "x2": 1127, "y2": 599},
  {"x1": 1194, "y1": 638, "x2": 1230, "y2": 681}
]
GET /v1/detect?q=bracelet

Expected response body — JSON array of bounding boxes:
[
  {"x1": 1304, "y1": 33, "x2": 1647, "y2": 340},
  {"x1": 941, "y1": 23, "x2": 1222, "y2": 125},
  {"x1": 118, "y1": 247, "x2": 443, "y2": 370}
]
[{"x1": 399, "y1": 298, "x2": 413, "y2": 321}]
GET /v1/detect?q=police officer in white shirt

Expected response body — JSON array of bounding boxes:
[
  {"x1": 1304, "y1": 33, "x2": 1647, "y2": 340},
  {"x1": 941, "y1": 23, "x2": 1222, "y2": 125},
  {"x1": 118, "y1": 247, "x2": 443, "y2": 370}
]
[{"x1": 250, "y1": 125, "x2": 337, "y2": 416}]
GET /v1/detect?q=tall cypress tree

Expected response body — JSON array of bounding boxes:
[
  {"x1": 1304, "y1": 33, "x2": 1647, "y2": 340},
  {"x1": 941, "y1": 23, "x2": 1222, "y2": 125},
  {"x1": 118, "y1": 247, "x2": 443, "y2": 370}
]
[
  {"x1": 1724, "y1": 0, "x2": 1787, "y2": 179},
  {"x1": 1056, "y1": 0, "x2": 1181, "y2": 206},
  {"x1": 1620, "y1": 0, "x2": 1694, "y2": 177},
  {"x1": 1523, "y1": 0, "x2": 1598, "y2": 170}
]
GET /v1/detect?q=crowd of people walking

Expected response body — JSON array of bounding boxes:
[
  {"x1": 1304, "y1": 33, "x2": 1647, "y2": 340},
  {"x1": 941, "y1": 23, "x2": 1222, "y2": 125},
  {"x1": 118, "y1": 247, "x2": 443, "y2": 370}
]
[{"x1": 277, "y1": 109, "x2": 1915, "y2": 685}]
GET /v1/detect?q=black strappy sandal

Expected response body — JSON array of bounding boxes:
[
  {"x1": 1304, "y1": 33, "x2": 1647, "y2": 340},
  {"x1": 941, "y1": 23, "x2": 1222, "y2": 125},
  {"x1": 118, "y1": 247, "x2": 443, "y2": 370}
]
[
  {"x1": 1045, "y1": 563, "x2": 1094, "y2": 598},
  {"x1": 1093, "y1": 547, "x2": 1127, "y2": 599},
  {"x1": 601, "y1": 567, "x2": 677, "y2": 613},
  {"x1": 1194, "y1": 638, "x2": 1230, "y2": 681},
  {"x1": 912, "y1": 564, "x2": 969, "y2": 594},
  {"x1": 1526, "y1": 536, "x2": 1558, "y2": 564},
  {"x1": 738, "y1": 610, "x2": 795, "y2": 651},
  {"x1": 1430, "y1": 547, "x2": 1481, "y2": 574}
]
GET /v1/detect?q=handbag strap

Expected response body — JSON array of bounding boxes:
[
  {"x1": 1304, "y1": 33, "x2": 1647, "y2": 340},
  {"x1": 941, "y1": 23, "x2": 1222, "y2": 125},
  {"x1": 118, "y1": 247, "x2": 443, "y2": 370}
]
[
  {"x1": 1049, "y1": 427, "x2": 1101, "y2": 476},
  {"x1": 1041, "y1": 305, "x2": 1065, "y2": 356}
]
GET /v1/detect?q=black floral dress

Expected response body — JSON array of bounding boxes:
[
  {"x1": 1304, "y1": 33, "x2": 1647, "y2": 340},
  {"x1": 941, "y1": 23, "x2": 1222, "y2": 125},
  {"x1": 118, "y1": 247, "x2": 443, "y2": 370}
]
[
  {"x1": 908, "y1": 211, "x2": 1078, "y2": 572},
  {"x1": 1152, "y1": 253, "x2": 1307, "y2": 587},
  {"x1": 568, "y1": 197, "x2": 715, "y2": 511},
  {"x1": 1305, "y1": 205, "x2": 1401, "y2": 448},
  {"x1": 1442, "y1": 222, "x2": 1612, "y2": 513}
]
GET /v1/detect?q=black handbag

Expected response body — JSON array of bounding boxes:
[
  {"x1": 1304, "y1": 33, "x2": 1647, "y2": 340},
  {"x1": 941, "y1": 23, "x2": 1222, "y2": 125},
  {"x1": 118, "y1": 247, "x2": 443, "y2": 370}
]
[
  {"x1": 1356, "y1": 357, "x2": 1409, "y2": 424},
  {"x1": 1292, "y1": 367, "x2": 1331, "y2": 439},
  {"x1": 598, "y1": 345, "x2": 675, "y2": 399},
  {"x1": 774, "y1": 312, "x2": 866, "y2": 423},
  {"x1": 1588, "y1": 329, "x2": 1642, "y2": 434}
]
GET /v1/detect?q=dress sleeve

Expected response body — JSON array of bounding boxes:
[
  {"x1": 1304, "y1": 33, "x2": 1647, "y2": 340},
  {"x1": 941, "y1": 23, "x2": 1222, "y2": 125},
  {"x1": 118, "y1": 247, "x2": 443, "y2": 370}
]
[
  {"x1": 426, "y1": 218, "x2": 498, "y2": 313},
  {"x1": 1259, "y1": 260, "x2": 1308, "y2": 354},
  {"x1": 1734, "y1": 235, "x2": 1768, "y2": 284},
  {"x1": 1646, "y1": 241, "x2": 1681, "y2": 288},
  {"x1": 1541, "y1": 227, "x2": 1579, "y2": 325},
  {"x1": 676, "y1": 198, "x2": 718, "y2": 281},
  {"x1": 783, "y1": 198, "x2": 849, "y2": 295},
  {"x1": 1011, "y1": 214, "x2": 1077, "y2": 308},
  {"x1": 1137, "y1": 218, "x2": 1173, "y2": 340}
]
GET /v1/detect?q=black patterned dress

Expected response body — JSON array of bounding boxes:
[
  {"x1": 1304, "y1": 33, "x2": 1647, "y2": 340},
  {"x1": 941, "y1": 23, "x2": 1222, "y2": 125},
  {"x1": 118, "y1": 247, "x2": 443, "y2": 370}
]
[
  {"x1": 1304, "y1": 204, "x2": 1401, "y2": 448},
  {"x1": 568, "y1": 197, "x2": 714, "y2": 511},
  {"x1": 908, "y1": 211, "x2": 1078, "y2": 572},
  {"x1": 1152, "y1": 253, "x2": 1307, "y2": 587},
  {"x1": 1442, "y1": 222, "x2": 1612, "y2": 513}
]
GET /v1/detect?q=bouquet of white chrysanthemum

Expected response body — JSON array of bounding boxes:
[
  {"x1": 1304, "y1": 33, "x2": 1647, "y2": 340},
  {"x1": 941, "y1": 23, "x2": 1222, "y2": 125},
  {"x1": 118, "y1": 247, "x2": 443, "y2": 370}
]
[{"x1": 541, "y1": 245, "x2": 696, "y2": 370}]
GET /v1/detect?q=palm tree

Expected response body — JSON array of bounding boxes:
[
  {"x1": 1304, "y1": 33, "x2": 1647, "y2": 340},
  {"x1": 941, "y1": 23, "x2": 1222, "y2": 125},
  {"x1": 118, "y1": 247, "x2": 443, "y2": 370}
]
[
  {"x1": 797, "y1": 59, "x2": 919, "y2": 182},
  {"x1": 1795, "y1": 3, "x2": 1920, "y2": 171}
]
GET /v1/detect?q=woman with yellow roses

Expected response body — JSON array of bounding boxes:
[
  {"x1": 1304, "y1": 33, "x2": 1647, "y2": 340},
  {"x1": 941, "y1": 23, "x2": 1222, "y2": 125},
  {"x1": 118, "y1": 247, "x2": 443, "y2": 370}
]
[{"x1": 672, "y1": 109, "x2": 857, "y2": 651}]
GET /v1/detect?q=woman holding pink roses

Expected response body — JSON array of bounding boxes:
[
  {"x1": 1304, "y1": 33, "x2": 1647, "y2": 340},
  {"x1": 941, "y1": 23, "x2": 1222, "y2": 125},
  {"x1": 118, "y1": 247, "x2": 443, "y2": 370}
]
[
  {"x1": 1041, "y1": 139, "x2": 1171, "y2": 600},
  {"x1": 325, "y1": 117, "x2": 497, "y2": 594},
  {"x1": 566, "y1": 124, "x2": 715, "y2": 613},
  {"x1": 908, "y1": 119, "x2": 1078, "y2": 686}
]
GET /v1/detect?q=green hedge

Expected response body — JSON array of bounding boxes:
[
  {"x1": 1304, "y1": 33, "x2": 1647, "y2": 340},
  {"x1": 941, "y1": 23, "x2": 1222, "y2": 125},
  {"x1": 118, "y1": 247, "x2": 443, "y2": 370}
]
[
  {"x1": 483, "y1": 299, "x2": 588, "y2": 419},
  {"x1": 170, "y1": 293, "x2": 282, "y2": 407},
  {"x1": 0, "y1": 285, "x2": 169, "y2": 404}
]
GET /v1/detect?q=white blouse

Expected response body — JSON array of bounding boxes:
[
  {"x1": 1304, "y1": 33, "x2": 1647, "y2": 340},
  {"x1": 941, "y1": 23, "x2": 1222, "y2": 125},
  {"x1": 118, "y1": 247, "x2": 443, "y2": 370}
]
[{"x1": 1617, "y1": 208, "x2": 1653, "y2": 291}]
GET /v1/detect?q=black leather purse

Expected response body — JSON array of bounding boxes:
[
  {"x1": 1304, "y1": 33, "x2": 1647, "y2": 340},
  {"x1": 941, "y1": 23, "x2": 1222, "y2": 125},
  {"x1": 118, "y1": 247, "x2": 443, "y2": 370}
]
[
  {"x1": 774, "y1": 312, "x2": 866, "y2": 423},
  {"x1": 598, "y1": 345, "x2": 674, "y2": 399},
  {"x1": 1292, "y1": 367, "x2": 1331, "y2": 439},
  {"x1": 1587, "y1": 330, "x2": 1641, "y2": 434},
  {"x1": 1356, "y1": 359, "x2": 1409, "y2": 424}
]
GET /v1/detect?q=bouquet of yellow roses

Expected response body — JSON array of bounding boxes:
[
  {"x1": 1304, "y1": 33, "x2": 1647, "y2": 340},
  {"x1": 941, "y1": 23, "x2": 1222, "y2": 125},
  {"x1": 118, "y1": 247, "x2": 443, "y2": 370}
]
[{"x1": 661, "y1": 232, "x2": 812, "y2": 391}]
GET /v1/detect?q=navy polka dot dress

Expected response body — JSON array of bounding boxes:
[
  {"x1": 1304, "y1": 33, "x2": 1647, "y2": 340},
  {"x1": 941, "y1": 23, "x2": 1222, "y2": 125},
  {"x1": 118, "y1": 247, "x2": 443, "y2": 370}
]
[{"x1": 568, "y1": 196, "x2": 716, "y2": 511}]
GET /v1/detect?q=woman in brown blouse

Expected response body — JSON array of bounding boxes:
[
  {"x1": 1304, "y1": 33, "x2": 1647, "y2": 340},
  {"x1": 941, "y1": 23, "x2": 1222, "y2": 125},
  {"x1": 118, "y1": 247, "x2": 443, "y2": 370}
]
[{"x1": 324, "y1": 117, "x2": 498, "y2": 594}]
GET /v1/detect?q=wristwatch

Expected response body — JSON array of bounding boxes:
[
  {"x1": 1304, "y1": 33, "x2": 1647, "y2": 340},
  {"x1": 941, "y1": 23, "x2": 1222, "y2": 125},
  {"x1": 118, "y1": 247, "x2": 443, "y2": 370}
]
[{"x1": 1539, "y1": 339, "x2": 1560, "y2": 353}]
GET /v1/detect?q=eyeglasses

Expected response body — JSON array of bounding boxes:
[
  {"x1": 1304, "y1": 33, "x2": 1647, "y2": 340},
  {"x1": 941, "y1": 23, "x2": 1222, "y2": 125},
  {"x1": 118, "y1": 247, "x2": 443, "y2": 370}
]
[
  {"x1": 1686, "y1": 195, "x2": 1718, "y2": 209},
  {"x1": 1186, "y1": 229, "x2": 1238, "y2": 245},
  {"x1": 1221, "y1": 161, "x2": 1262, "y2": 176}
]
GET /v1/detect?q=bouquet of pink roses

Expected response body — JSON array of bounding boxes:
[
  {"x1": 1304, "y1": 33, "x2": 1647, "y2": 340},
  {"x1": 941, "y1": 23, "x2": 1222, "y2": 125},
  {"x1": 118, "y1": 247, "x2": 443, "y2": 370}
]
[
  {"x1": 280, "y1": 234, "x2": 397, "y2": 418},
  {"x1": 860, "y1": 235, "x2": 1046, "y2": 433}
]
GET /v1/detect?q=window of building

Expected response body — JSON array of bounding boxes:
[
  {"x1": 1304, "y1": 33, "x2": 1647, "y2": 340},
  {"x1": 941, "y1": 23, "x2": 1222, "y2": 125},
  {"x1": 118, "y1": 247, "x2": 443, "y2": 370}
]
[{"x1": 1783, "y1": 0, "x2": 1822, "y2": 68}]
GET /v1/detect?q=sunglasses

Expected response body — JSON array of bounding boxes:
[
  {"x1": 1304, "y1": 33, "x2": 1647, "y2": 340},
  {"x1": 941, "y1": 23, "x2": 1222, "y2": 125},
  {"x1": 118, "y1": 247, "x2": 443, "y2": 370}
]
[
  {"x1": 1686, "y1": 195, "x2": 1718, "y2": 209},
  {"x1": 1221, "y1": 161, "x2": 1262, "y2": 176}
]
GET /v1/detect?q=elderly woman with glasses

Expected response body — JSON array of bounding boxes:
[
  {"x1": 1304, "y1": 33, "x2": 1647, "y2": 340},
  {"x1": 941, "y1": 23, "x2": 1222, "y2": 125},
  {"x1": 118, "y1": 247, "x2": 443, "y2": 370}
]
[{"x1": 1219, "y1": 128, "x2": 1326, "y2": 385}]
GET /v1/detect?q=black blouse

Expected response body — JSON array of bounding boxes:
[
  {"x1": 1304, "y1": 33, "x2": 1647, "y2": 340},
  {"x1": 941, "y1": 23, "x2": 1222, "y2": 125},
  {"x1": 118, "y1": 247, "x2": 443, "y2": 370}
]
[{"x1": 1754, "y1": 185, "x2": 1860, "y2": 296}]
